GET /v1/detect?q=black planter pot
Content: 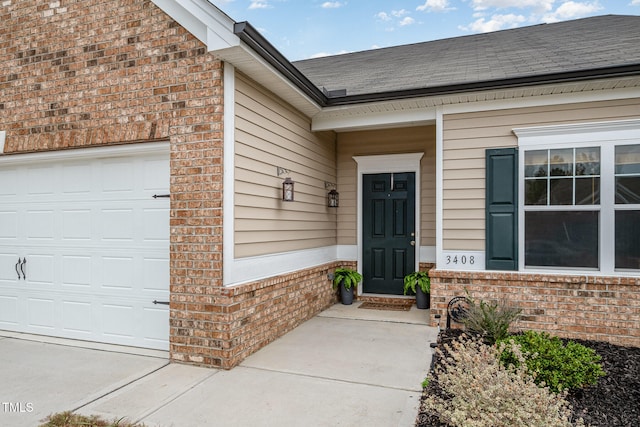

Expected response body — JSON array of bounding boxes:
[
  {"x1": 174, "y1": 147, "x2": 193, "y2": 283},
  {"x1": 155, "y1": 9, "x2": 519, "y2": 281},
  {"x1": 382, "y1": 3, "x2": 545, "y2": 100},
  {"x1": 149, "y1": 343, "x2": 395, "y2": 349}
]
[
  {"x1": 416, "y1": 286, "x2": 430, "y2": 309},
  {"x1": 340, "y1": 283, "x2": 354, "y2": 305}
]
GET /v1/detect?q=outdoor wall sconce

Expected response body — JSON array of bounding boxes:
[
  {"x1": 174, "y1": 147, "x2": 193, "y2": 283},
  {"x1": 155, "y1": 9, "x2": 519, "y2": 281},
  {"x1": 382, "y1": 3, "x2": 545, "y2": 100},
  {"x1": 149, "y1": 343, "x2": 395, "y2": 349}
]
[
  {"x1": 325, "y1": 182, "x2": 339, "y2": 208},
  {"x1": 278, "y1": 167, "x2": 294, "y2": 202}
]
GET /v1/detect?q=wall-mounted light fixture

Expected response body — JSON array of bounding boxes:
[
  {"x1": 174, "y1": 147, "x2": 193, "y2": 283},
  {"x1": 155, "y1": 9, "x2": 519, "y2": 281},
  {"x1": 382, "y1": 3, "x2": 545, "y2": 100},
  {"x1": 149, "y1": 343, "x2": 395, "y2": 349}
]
[
  {"x1": 277, "y1": 167, "x2": 294, "y2": 202},
  {"x1": 325, "y1": 182, "x2": 339, "y2": 208}
]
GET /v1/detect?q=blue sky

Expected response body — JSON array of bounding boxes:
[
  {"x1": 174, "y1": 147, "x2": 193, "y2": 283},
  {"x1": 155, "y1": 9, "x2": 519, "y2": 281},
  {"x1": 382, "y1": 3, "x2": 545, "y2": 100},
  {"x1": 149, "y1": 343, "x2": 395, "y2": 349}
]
[{"x1": 212, "y1": 0, "x2": 640, "y2": 60}]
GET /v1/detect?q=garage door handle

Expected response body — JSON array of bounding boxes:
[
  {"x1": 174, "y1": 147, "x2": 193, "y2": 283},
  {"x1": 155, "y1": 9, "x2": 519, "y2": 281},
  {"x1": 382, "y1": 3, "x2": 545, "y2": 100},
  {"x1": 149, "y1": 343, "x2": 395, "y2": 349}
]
[
  {"x1": 20, "y1": 258, "x2": 26, "y2": 280},
  {"x1": 152, "y1": 300, "x2": 169, "y2": 305},
  {"x1": 15, "y1": 258, "x2": 26, "y2": 280}
]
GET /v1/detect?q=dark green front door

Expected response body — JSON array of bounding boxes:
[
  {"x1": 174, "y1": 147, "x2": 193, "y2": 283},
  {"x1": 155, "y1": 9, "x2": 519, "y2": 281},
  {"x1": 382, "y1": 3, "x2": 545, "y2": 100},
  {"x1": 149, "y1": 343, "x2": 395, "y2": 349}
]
[{"x1": 363, "y1": 173, "x2": 416, "y2": 295}]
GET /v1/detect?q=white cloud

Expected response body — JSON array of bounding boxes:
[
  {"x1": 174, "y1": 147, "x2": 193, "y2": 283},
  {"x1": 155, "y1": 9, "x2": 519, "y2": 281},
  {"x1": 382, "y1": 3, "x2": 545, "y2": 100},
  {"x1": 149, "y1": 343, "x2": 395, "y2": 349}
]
[
  {"x1": 460, "y1": 13, "x2": 526, "y2": 32},
  {"x1": 416, "y1": 0, "x2": 454, "y2": 12},
  {"x1": 542, "y1": 1, "x2": 603, "y2": 22},
  {"x1": 321, "y1": 1, "x2": 343, "y2": 8},
  {"x1": 376, "y1": 11, "x2": 392, "y2": 21},
  {"x1": 469, "y1": 0, "x2": 555, "y2": 13},
  {"x1": 399, "y1": 16, "x2": 416, "y2": 26},
  {"x1": 631, "y1": 0, "x2": 640, "y2": 5},
  {"x1": 391, "y1": 9, "x2": 410, "y2": 17},
  {"x1": 249, "y1": 1, "x2": 269, "y2": 9}
]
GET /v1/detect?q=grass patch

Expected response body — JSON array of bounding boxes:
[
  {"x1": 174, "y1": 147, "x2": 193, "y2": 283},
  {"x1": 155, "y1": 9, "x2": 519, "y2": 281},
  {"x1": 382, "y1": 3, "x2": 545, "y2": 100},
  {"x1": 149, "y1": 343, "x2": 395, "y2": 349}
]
[{"x1": 40, "y1": 411, "x2": 147, "y2": 427}]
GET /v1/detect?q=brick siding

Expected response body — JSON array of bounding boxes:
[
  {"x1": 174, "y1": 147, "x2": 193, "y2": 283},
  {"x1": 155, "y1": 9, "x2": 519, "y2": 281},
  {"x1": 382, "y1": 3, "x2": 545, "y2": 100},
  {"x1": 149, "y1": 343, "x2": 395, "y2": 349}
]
[
  {"x1": 429, "y1": 270, "x2": 640, "y2": 347},
  {"x1": 171, "y1": 262, "x2": 339, "y2": 368}
]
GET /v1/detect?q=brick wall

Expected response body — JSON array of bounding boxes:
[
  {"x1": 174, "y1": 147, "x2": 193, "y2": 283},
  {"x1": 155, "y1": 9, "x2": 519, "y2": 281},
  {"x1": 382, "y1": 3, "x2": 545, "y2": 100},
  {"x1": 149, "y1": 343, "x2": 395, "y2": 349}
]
[
  {"x1": 171, "y1": 262, "x2": 339, "y2": 369},
  {"x1": 429, "y1": 270, "x2": 640, "y2": 347}
]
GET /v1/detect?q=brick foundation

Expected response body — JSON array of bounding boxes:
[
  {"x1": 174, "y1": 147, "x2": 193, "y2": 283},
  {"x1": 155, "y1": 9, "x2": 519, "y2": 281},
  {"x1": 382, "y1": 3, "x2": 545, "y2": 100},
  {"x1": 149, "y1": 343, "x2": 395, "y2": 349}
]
[{"x1": 429, "y1": 270, "x2": 640, "y2": 347}]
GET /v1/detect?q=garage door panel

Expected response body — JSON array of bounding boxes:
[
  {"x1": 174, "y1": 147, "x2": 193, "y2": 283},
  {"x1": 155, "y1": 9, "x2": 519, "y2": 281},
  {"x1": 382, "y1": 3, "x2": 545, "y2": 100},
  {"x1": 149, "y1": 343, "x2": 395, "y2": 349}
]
[
  {"x1": 26, "y1": 166, "x2": 57, "y2": 196},
  {"x1": 0, "y1": 211, "x2": 18, "y2": 240},
  {"x1": 143, "y1": 159, "x2": 170, "y2": 191},
  {"x1": 62, "y1": 164, "x2": 92, "y2": 194},
  {"x1": 0, "y1": 294, "x2": 19, "y2": 326},
  {"x1": 101, "y1": 209, "x2": 134, "y2": 241},
  {"x1": 61, "y1": 255, "x2": 92, "y2": 288},
  {"x1": 102, "y1": 256, "x2": 134, "y2": 290},
  {"x1": 0, "y1": 168, "x2": 19, "y2": 198},
  {"x1": 27, "y1": 297, "x2": 55, "y2": 329},
  {"x1": 143, "y1": 306, "x2": 170, "y2": 343},
  {"x1": 143, "y1": 258, "x2": 170, "y2": 293},
  {"x1": 62, "y1": 209, "x2": 92, "y2": 240},
  {"x1": 23, "y1": 254, "x2": 55, "y2": 286},
  {"x1": 0, "y1": 144, "x2": 170, "y2": 351},
  {"x1": 143, "y1": 208, "x2": 170, "y2": 241},
  {"x1": 26, "y1": 210, "x2": 55, "y2": 240},
  {"x1": 61, "y1": 300, "x2": 93, "y2": 334},
  {"x1": 102, "y1": 161, "x2": 135, "y2": 193}
]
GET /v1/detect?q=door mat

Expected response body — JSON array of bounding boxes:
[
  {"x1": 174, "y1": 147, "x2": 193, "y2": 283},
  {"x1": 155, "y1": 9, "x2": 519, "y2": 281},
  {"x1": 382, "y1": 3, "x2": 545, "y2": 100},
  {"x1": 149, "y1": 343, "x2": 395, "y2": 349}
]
[{"x1": 358, "y1": 301, "x2": 413, "y2": 311}]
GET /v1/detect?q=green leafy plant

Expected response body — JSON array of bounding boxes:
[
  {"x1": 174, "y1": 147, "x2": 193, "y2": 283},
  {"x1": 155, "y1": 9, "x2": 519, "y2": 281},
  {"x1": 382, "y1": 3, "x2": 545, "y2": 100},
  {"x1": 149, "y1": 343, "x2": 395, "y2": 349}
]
[
  {"x1": 403, "y1": 271, "x2": 430, "y2": 295},
  {"x1": 498, "y1": 330, "x2": 606, "y2": 393},
  {"x1": 332, "y1": 267, "x2": 362, "y2": 290},
  {"x1": 462, "y1": 295, "x2": 521, "y2": 344},
  {"x1": 423, "y1": 334, "x2": 582, "y2": 427}
]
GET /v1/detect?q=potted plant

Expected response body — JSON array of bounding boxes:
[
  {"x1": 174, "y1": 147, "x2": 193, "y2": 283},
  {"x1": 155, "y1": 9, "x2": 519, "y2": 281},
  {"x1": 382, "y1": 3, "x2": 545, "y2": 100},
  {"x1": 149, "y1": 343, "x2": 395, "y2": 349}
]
[
  {"x1": 333, "y1": 267, "x2": 362, "y2": 305},
  {"x1": 403, "y1": 271, "x2": 430, "y2": 309}
]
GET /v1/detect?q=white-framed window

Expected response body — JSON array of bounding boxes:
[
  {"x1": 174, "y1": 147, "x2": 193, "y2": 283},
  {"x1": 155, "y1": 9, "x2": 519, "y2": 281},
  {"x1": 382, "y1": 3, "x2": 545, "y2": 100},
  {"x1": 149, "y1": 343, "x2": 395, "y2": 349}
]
[{"x1": 514, "y1": 119, "x2": 640, "y2": 274}]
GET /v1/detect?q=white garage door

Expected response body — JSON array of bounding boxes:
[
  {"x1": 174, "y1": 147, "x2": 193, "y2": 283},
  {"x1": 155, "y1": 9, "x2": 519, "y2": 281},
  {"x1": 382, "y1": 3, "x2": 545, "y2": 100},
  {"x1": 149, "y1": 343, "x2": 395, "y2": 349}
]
[{"x1": 0, "y1": 143, "x2": 170, "y2": 350}]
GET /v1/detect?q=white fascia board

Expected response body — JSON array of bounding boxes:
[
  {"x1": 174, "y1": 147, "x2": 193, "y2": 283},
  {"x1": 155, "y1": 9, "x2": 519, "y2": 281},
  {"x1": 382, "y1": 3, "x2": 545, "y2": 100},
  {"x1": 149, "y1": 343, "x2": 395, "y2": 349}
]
[
  {"x1": 312, "y1": 105, "x2": 437, "y2": 132},
  {"x1": 151, "y1": 0, "x2": 238, "y2": 50},
  {"x1": 443, "y1": 84, "x2": 640, "y2": 115}
]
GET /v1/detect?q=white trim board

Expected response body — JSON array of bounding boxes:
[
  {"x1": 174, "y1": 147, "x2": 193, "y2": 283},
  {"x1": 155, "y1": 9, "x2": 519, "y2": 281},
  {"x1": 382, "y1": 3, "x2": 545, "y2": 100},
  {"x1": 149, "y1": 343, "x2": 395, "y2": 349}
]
[
  {"x1": 0, "y1": 141, "x2": 169, "y2": 165},
  {"x1": 222, "y1": 62, "x2": 236, "y2": 286}
]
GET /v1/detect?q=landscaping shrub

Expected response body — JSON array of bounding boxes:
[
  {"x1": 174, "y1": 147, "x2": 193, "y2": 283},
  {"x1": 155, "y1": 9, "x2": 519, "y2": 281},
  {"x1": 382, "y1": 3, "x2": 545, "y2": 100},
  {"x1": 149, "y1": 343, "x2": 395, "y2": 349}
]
[
  {"x1": 498, "y1": 330, "x2": 606, "y2": 393},
  {"x1": 461, "y1": 296, "x2": 521, "y2": 344},
  {"x1": 40, "y1": 411, "x2": 146, "y2": 427},
  {"x1": 422, "y1": 334, "x2": 582, "y2": 427}
]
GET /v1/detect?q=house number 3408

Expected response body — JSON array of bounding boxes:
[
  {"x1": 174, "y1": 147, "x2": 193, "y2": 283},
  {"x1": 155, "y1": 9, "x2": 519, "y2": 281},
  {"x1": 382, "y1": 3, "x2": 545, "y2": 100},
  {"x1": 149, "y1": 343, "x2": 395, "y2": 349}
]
[{"x1": 445, "y1": 255, "x2": 475, "y2": 265}]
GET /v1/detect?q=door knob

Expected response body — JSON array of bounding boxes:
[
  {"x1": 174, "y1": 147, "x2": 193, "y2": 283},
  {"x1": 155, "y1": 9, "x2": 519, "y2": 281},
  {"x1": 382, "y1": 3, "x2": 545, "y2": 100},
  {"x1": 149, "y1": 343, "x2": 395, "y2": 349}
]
[{"x1": 410, "y1": 240, "x2": 415, "y2": 246}]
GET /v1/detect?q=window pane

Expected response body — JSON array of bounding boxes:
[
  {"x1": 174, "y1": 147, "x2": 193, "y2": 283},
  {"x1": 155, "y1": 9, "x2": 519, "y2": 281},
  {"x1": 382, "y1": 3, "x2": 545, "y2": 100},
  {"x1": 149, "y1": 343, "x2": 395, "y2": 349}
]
[
  {"x1": 615, "y1": 177, "x2": 640, "y2": 204},
  {"x1": 525, "y1": 179, "x2": 547, "y2": 205},
  {"x1": 550, "y1": 149, "x2": 573, "y2": 176},
  {"x1": 576, "y1": 177, "x2": 600, "y2": 205},
  {"x1": 616, "y1": 210, "x2": 640, "y2": 269},
  {"x1": 615, "y1": 145, "x2": 640, "y2": 174},
  {"x1": 575, "y1": 147, "x2": 600, "y2": 176},
  {"x1": 525, "y1": 211, "x2": 599, "y2": 268},
  {"x1": 549, "y1": 178, "x2": 573, "y2": 205},
  {"x1": 525, "y1": 150, "x2": 548, "y2": 177}
]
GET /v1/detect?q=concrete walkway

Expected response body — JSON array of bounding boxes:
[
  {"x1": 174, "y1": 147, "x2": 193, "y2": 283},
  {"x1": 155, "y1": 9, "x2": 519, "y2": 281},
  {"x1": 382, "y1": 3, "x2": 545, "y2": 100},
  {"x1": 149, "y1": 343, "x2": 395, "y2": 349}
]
[{"x1": 1, "y1": 302, "x2": 438, "y2": 427}]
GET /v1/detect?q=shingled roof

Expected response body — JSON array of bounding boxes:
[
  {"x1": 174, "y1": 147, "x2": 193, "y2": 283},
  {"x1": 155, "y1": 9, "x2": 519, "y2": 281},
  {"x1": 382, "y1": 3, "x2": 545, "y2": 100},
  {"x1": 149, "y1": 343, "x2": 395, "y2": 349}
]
[{"x1": 292, "y1": 15, "x2": 640, "y2": 100}]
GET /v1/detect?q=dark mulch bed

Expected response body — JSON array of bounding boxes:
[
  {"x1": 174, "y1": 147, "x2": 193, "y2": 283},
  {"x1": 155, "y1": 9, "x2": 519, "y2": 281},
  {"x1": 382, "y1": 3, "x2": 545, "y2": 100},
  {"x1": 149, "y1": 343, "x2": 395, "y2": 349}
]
[{"x1": 416, "y1": 329, "x2": 640, "y2": 427}]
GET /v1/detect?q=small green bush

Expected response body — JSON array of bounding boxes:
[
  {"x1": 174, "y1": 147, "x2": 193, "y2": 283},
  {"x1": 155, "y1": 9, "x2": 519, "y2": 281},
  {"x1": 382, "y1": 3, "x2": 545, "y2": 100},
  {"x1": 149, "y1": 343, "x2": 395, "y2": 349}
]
[
  {"x1": 461, "y1": 296, "x2": 521, "y2": 344},
  {"x1": 423, "y1": 334, "x2": 582, "y2": 427},
  {"x1": 498, "y1": 330, "x2": 606, "y2": 393}
]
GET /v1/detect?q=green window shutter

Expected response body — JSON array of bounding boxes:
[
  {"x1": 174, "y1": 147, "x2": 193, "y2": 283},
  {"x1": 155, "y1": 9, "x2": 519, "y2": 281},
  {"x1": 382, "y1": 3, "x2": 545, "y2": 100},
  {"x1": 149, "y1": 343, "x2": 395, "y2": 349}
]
[{"x1": 485, "y1": 148, "x2": 518, "y2": 270}]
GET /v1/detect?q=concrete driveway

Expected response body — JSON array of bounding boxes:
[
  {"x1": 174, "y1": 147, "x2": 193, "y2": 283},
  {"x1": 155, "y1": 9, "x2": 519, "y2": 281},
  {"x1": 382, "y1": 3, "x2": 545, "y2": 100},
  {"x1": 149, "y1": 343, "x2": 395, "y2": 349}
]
[{"x1": 1, "y1": 302, "x2": 437, "y2": 427}]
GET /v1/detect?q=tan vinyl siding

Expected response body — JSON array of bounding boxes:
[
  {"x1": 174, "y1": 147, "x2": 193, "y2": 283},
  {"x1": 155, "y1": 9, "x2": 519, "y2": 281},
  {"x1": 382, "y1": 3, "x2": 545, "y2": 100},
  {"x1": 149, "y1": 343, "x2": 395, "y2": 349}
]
[
  {"x1": 442, "y1": 98, "x2": 640, "y2": 251},
  {"x1": 234, "y1": 73, "x2": 337, "y2": 258},
  {"x1": 336, "y1": 126, "x2": 436, "y2": 246}
]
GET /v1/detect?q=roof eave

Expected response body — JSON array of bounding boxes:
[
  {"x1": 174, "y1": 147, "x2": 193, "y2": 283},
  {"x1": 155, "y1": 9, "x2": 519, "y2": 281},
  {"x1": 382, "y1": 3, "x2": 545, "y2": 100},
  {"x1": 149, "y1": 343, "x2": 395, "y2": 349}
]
[
  {"x1": 233, "y1": 21, "x2": 328, "y2": 106},
  {"x1": 323, "y1": 63, "x2": 640, "y2": 106}
]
